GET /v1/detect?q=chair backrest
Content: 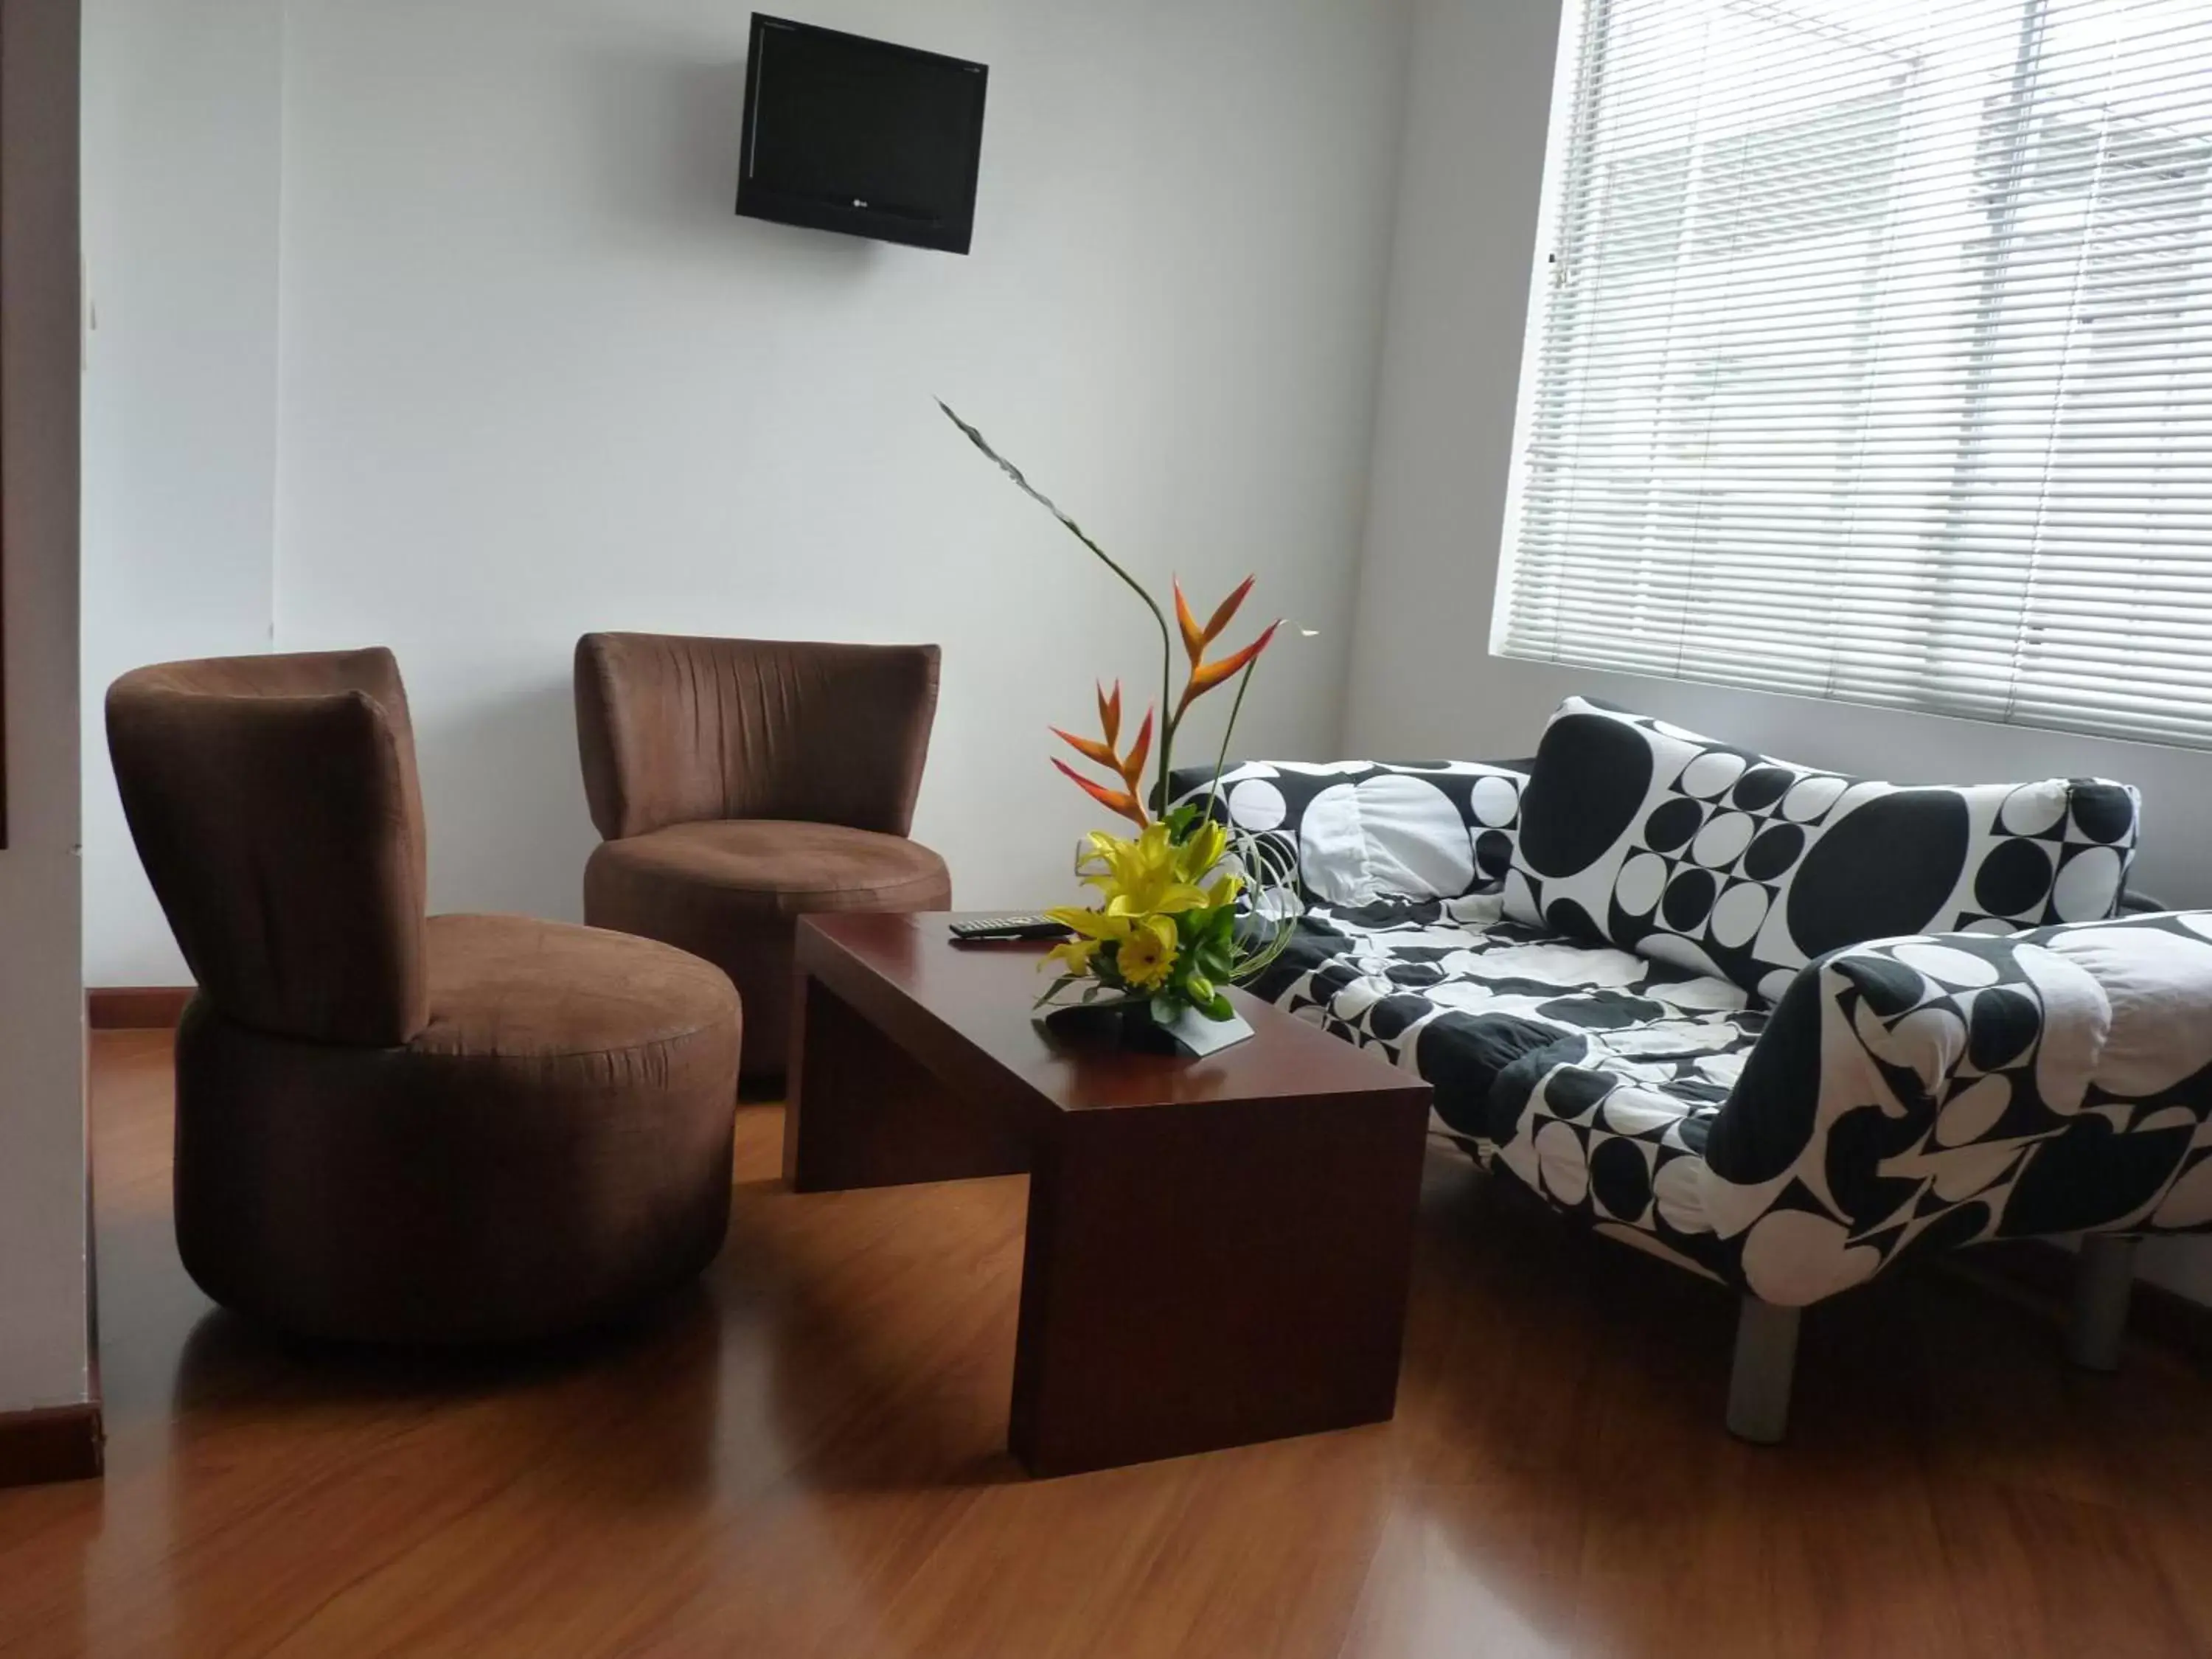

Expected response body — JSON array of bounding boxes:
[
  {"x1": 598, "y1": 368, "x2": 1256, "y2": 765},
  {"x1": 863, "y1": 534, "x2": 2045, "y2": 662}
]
[
  {"x1": 105, "y1": 648, "x2": 431, "y2": 1046},
  {"x1": 574, "y1": 633, "x2": 942, "y2": 841}
]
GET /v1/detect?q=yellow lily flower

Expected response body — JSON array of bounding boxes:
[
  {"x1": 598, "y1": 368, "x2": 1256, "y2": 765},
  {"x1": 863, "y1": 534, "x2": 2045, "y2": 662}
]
[
  {"x1": 1043, "y1": 905, "x2": 1134, "y2": 945},
  {"x1": 1078, "y1": 824, "x2": 1218, "y2": 919},
  {"x1": 1176, "y1": 820, "x2": 1231, "y2": 883},
  {"x1": 1041, "y1": 820, "x2": 1248, "y2": 1004},
  {"x1": 1040, "y1": 905, "x2": 1127, "y2": 981},
  {"x1": 1037, "y1": 904, "x2": 1182, "y2": 995},
  {"x1": 1042, "y1": 933, "x2": 1102, "y2": 975}
]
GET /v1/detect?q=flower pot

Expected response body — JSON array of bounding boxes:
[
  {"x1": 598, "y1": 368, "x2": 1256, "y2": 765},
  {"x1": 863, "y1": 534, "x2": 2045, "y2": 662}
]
[{"x1": 1036, "y1": 998, "x2": 1255, "y2": 1058}]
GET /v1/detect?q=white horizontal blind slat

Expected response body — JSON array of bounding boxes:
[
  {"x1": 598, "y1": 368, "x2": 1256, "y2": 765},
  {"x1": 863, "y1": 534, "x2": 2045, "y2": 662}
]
[{"x1": 1498, "y1": 0, "x2": 2212, "y2": 751}]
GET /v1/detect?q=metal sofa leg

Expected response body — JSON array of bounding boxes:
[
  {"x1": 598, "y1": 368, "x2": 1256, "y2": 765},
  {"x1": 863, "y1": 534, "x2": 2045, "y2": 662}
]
[
  {"x1": 2068, "y1": 1234, "x2": 2138, "y2": 1374},
  {"x1": 1726, "y1": 1295, "x2": 1801, "y2": 1445}
]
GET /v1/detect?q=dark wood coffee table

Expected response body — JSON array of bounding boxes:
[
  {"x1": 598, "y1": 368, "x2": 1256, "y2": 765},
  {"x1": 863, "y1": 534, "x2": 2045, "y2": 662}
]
[{"x1": 785, "y1": 911, "x2": 1433, "y2": 1477}]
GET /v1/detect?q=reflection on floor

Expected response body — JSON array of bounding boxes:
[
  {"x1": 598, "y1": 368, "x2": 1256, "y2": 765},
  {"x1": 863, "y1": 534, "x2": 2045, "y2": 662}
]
[{"x1": 2, "y1": 1029, "x2": 2210, "y2": 1657}]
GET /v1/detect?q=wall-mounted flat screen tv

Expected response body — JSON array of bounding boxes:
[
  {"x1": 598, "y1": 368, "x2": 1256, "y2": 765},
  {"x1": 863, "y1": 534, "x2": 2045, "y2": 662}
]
[{"x1": 736, "y1": 14, "x2": 989, "y2": 255}]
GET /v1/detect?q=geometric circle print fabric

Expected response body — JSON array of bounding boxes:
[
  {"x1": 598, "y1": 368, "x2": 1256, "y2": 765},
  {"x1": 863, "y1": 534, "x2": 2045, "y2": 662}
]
[
  {"x1": 1505, "y1": 698, "x2": 2141, "y2": 1002},
  {"x1": 1270, "y1": 897, "x2": 2212, "y2": 1306},
  {"x1": 1189, "y1": 747, "x2": 2203, "y2": 1312},
  {"x1": 1169, "y1": 759, "x2": 1529, "y2": 908}
]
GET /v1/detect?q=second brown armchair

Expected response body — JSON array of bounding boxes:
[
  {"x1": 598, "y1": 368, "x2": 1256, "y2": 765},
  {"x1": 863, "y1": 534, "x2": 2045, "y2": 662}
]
[{"x1": 575, "y1": 633, "x2": 952, "y2": 1080}]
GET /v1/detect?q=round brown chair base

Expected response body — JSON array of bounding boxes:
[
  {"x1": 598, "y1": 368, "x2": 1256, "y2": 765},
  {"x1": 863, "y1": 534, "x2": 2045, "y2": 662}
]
[
  {"x1": 585, "y1": 819, "x2": 951, "y2": 1079},
  {"x1": 172, "y1": 916, "x2": 743, "y2": 1344}
]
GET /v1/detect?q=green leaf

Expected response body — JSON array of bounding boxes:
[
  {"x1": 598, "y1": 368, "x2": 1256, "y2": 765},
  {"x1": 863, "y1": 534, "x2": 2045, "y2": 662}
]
[
  {"x1": 1203, "y1": 992, "x2": 1234, "y2": 1021},
  {"x1": 1032, "y1": 974, "x2": 1082, "y2": 1009},
  {"x1": 1165, "y1": 802, "x2": 1201, "y2": 838}
]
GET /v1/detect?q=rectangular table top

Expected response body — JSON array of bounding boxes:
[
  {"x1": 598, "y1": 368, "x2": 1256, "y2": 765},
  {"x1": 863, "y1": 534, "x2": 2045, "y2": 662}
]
[{"x1": 796, "y1": 911, "x2": 1431, "y2": 1116}]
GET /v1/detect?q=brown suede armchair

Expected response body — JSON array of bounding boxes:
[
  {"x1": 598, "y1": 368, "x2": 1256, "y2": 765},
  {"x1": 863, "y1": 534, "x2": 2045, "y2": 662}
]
[
  {"x1": 108, "y1": 648, "x2": 744, "y2": 1344},
  {"x1": 574, "y1": 633, "x2": 951, "y2": 1079}
]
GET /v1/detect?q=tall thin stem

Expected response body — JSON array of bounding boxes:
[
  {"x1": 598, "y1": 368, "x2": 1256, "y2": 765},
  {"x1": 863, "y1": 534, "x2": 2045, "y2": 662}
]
[
  {"x1": 1203, "y1": 657, "x2": 1260, "y2": 827},
  {"x1": 939, "y1": 401, "x2": 1180, "y2": 813}
]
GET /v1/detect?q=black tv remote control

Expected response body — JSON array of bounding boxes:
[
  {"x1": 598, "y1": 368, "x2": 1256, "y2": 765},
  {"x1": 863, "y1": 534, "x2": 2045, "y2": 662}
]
[{"x1": 949, "y1": 915, "x2": 1073, "y2": 942}]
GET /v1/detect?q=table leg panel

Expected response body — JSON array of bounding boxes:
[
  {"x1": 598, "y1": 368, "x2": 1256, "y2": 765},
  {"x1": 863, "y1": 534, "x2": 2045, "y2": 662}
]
[
  {"x1": 1008, "y1": 1089, "x2": 1428, "y2": 1475},
  {"x1": 784, "y1": 973, "x2": 1032, "y2": 1192}
]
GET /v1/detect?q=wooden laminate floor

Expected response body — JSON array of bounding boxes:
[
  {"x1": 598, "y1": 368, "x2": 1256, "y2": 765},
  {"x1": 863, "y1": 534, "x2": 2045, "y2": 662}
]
[{"x1": 2, "y1": 1032, "x2": 2211, "y2": 1658}]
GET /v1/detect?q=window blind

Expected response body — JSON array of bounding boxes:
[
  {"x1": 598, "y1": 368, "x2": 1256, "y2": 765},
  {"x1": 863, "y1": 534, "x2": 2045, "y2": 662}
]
[{"x1": 1497, "y1": 0, "x2": 2212, "y2": 749}]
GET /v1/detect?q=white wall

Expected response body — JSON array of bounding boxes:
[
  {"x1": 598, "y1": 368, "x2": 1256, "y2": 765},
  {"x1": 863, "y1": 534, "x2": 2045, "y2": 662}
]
[
  {"x1": 0, "y1": 0, "x2": 89, "y2": 1414},
  {"x1": 262, "y1": 0, "x2": 1411, "y2": 925},
  {"x1": 80, "y1": 0, "x2": 284, "y2": 986},
  {"x1": 1345, "y1": 0, "x2": 2212, "y2": 1304}
]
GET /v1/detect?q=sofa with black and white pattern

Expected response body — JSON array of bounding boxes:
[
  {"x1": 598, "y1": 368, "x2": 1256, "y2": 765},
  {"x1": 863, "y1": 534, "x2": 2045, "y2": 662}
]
[{"x1": 1171, "y1": 698, "x2": 2211, "y2": 1440}]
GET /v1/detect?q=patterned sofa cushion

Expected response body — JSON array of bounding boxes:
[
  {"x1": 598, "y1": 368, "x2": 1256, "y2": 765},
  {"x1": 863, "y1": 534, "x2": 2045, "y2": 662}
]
[
  {"x1": 1248, "y1": 891, "x2": 1765, "y2": 1154},
  {"x1": 1258, "y1": 900, "x2": 2212, "y2": 1301},
  {"x1": 1167, "y1": 760, "x2": 1528, "y2": 908},
  {"x1": 1504, "y1": 698, "x2": 2141, "y2": 1002},
  {"x1": 1487, "y1": 913, "x2": 2212, "y2": 1304}
]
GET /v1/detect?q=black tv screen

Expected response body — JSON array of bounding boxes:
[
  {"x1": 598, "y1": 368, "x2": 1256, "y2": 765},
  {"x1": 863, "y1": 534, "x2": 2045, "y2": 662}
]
[{"x1": 737, "y1": 15, "x2": 988, "y2": 254}]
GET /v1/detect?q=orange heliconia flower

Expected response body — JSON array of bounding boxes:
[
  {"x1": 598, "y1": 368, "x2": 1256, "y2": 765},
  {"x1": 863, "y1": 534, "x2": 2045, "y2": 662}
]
[
  {"x1": 1172, "y1": 575, "x2": 1281, "y2": 717},
  {"x1": 1051, "y1": 759, "x2": 1144, "y2": 827},
  {"x1": 1051, "y1": 681, "x2": 1156, "y2": 828}
]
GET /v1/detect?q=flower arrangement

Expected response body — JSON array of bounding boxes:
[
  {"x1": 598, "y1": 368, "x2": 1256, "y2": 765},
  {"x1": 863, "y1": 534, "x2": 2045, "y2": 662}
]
[{"x1": 940, "y1": 402, "x2": 1295, "y2": 1030}]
